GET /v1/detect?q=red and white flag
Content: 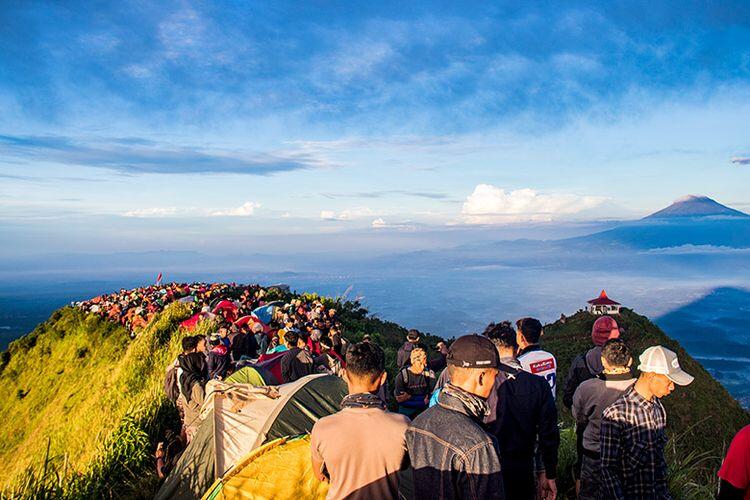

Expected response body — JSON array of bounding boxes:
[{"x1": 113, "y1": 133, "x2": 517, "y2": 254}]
[{"x1": 156, "y1": 272, "x2": 163, "y2": 285}]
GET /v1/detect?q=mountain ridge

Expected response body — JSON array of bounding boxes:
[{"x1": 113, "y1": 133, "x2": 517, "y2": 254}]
[
  {"x1": 645, "y1": 195, "x2": 749, "y2": 219},
  {"x1": 0, "y1": 284, "x2": 747, "y2": 499}
]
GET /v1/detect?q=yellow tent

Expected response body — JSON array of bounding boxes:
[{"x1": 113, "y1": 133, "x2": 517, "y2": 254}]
[{"x1": 202, "y1": 435, "x2": 328, "y2": 500}]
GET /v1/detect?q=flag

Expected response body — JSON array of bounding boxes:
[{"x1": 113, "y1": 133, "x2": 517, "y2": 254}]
[{"x1": 156, "y1": 272, "x2": 163, "y2": 285}]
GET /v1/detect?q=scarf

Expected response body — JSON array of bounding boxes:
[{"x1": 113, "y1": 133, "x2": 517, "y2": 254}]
[
  {"x1": 442, "y1": 383, "x2": 490, "y2": 419},
  {"x1": 341, "y1": 392, "x2": 387, "y2": 410},
  {"x1": 178, "y1": 352, "x2": 207, "y2": 402}
]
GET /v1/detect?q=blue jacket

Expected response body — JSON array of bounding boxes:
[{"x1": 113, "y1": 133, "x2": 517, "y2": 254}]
[{"x1": 406, "y1": 387, "x2": 505, "y2": 500}]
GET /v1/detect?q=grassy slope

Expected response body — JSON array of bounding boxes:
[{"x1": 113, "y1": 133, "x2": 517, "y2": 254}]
[
  {"x1": 545, "y1": 309, "x2": 749, "y2": 497},
  {"x1": 0, "y1": 303, "x2": 210, "y2": 498}
]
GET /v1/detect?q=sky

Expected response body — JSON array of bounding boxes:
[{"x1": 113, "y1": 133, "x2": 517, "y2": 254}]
[{"x1": 1, "y1": 1, "x2": 750, "y2": 257}]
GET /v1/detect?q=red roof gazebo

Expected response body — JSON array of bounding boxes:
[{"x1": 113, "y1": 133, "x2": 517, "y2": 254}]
[{"x1": 587, "y1": 290, "x2": 622, "y2": 315}]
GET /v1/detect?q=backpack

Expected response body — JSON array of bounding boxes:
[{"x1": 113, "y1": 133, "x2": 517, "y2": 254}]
[{"x1": 164, "y1": 364, "x2": 180, "y2": 402}]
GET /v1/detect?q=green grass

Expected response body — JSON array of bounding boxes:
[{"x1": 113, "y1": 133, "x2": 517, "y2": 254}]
[{"x1": 0, "y1": 303, "x2": 218, "y2": 499}]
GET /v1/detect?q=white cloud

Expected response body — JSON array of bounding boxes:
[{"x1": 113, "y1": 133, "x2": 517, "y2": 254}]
[
  {"x1": 731, "y1": 156, "x2": 750, "y2": 165},
  {"x1": 371, "y1": 218, "x2": 386, "y2": 228},
  {"x1": 122, "y1": 201, "x2": 260, "y2": 218},
  {"x1": 320, "y1": 207, "x2": 375, "y2": 221},
  {"x1": 461, "y1": 184, "x2": 605, "y2": 223},
  {"x1": 210, "y1": 201, "x2": 260, "y2": 217},
  {"x1": 123, "y1": 207, "x2": 180, "y2": 218}
]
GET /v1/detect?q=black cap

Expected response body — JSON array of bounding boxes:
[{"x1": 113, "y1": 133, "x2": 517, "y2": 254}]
[{"x1": 447, "y1": 334, "x2": 500, "y2": 369}]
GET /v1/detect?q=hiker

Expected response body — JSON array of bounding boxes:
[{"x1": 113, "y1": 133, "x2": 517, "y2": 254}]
[
  {"x1": 483, "y1": 321, "x2": 559, "y2": 500},
  {"x1": 572, "y1": 338, "x2": 636, "y2": 500},
  {"x1": 280, "y1": 329, "x2": 314, "y2": 382},
  {"x1": 717, "y1": 424, "x2": 750, "y2": 500},
  {"x1": 394, "y1": 348, "x2": 437, "y2": 418},
  {"x1": 311, "y1": 342, "x2": 409, "y2": 499},
  {"x1": 252, "y1": 323, "x2": 268, "y2": 355},
  {"x1": 230, "y1": 328, "x2": 259, "y2": 362},
  {"x1": 308, "y1": 328, "x2": 323, "y2": 356},
  {"x1": 600, "y1": 345, "x2": 694, "y2": 499},
  {"x1": 397, "y1": 329, "x2": 422, "y2": 369},
  {"x1": 164, "y1": 336, "x2": 198, "y2": 403},
  {"x1": 177, "y1": 349, "x2": 207, "y2": 441},
  {"x1": 516, "y1": 317, "x2": 557, "y2": 396},
  {"x1": 563, "y1": 315, "x2": 621, "y2": 493},
  {"x1": 429, "y1": 341, "x2": 449, "y2": 372},
  {"x1": 314, "y1": 336, "x2": 345, "y2": 376},
  {"x1": 206, "y1": 334, "x2": 230, "y2": 380},
  {"x1": 406, "y1": 334, "x2": 504, "y2": 500}
]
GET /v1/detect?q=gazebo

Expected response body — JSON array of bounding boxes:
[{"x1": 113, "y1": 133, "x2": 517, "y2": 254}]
[{"x1": 587, "y1": 290, "x2": 622, "y2": 315}]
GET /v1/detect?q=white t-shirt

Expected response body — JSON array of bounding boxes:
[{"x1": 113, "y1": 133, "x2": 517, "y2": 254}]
[{"x1": 518, "y1": 347, "x2": 557, "y2": 398}]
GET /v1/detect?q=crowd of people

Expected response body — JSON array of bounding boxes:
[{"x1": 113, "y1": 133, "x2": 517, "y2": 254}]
[
  {"x1": 77, "y1": 285, "x2": 750, "y2": 500},
  {"x1": 312, "y1": 317, "x2": 747, "y2": 500},
  {"x1": 77, "y1": 283, "x2": 348, "y2": 442}
]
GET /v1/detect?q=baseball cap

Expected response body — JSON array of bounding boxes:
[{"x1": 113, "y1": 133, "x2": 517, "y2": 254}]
[
  {"x1": 592, "y1": 316, "x2": 620, "y2": 347},
  {"x1": 638, "y1": 345, "x2": 694, "y2": 386},
  {"x1": 447, "y1": 334, "x2": 500, "y2": 369}
]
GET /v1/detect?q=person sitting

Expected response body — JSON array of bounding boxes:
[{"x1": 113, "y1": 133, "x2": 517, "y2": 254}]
[
  {"x1": 280, "y1": 329, "x2": 314, "y2": 383},
  {"x1": 394, "y1": 348, "x2": 437, "y2": 418},
  {"x1": 406, "y1": 335, "x2": 504, "y2": 500},
  {"x1": 206, "y1": 334, "x2": 230, "y2": 380},
  {"x1": 572, "y1": 338, "x2": 636, "y2": 500},
  {"x1": 311, "y1": 342, "x2": 410, "y2": 499}
]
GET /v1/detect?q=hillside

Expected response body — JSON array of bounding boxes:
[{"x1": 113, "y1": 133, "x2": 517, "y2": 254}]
[
  {"x1": 545, "y1": 309, "x2": 749, "y2": 496},
  {"x1": 0, "y1": 288, "x2": 441, "y2": 499},
  {"x1": 0, "y1": 286, "x2": 747, "y2": 499}
]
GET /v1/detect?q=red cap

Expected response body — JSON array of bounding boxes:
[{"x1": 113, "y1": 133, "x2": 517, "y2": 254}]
[{"x1": 592, "y1": 316, "x2": 620, "y2": 346}]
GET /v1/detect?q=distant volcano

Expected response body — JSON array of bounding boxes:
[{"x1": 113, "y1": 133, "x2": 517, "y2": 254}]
[{"x1": 645, "y1": 195, "x2": 749, "y2": 219}]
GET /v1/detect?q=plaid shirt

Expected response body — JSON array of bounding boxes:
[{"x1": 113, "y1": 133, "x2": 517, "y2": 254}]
[{"x1": 600, "y1": 386, "x2": 670, "y2": 499}]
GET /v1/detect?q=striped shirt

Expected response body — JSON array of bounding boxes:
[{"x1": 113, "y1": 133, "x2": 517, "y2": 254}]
[{"x1": 600, "y1": 385, "x2": 670, "y2": 499}]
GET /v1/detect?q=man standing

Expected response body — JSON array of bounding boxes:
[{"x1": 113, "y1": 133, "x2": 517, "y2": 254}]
[
  {"x1": 717, "y1": 424, "x2": 750, "y2": 500},
  {"x1": 600, "y1": 345, "x2": 694, "y2": 499},
  {"x1": 311, "y1": 342, "x2": 410, "y2": 499},
  {"x1": 484, "y1": 322, "x2": 559, "y2": 500},
  {"x1": 397, "y1": 329, "x2": 422, "y2": 369},
  {"x1": 280, "y1": 330, "x2": 314, "y2": 383},
  {"x1": 394, "y1": 348, "x2": 437, "y2": 417},
  {"x1": 563, "y1": 316, "x2": 621, "y2": 494},
  {"x1": 572, "y1": 339, "x2": 636, "y2": 500},
  {"x1": 516, "y1": 318, "x2": 557, "y2": 396},
  {"x1": 406, "y1": 335, "x2": 504, "y2": 500}
]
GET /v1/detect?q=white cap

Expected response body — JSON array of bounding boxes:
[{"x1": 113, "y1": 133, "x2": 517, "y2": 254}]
[{"x1": 638, "y1": 345, "x2": 694, "y2": 386}]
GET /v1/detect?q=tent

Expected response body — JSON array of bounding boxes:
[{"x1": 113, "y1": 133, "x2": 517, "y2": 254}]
[
  {"x1": 202, "y1": 435, "x2": 328, "y2": 500},
  {"x1": 156, "y1": 374, "x2": 346, "y2": 500}
]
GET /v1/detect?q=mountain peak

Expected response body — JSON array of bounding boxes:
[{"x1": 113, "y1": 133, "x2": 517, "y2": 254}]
[{"x1": 645, "y1": 195, "x2": 748, "y2": 219}]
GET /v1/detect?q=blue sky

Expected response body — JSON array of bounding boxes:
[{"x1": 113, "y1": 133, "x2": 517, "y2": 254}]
[{"x1": 1, "y1": 1, "x2": 749, "y2": 256}]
